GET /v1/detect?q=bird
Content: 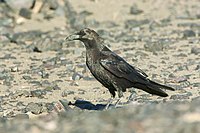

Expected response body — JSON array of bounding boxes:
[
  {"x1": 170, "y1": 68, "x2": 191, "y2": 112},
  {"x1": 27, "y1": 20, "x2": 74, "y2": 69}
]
[{"x1": 65, "y1": 28, "x2": 175, "y2": 108}]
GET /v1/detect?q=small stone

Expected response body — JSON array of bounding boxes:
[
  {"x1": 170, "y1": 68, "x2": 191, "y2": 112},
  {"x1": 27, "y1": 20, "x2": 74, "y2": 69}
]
[
  {"x1": 11, "y1": 66, "x2": 19, "y2": 72},
  {"x1": 78, "y1": 89, "x2": 85, "y2": 95},
  {"x1": 61, "y1": 90, "x2": 75, "y2": 97},
  {"x1": 19, "y1": 8, "x2": 32, "y2": 19},
  {"x1": 38, "y1": 70, "x2": 49, "y2": 79},
  {"x1": 15, "y1": 113, "x2": 29, "y2": 119},
  {"x1": 52, "y1": 100, "x2": 72, "y2": 113},
  {"x1": 72, "y1": 72, "x2": 83, "y2": 81},
  {"x1": 5, "y1": 0, "x2": 34, "y2": 10},
  {"x1": 48, "y1": 0, "x2": 59, "y2": 10},
  {"x1": 22, "y1": 75, "x2": 32, "y2": 80},
  {"x1": 26, "y1": 102, "x2": 43, "y2": 115},
  {"x1": 144, "y1": 42, "x2": 164, "y2": 52},
  {"x1": 183, "y1": 30, "x2": 195, "y2": 38},
  {"x1": 170, "y1": 94, "x2": 190, "y2": 100},
  {"x1": 31, "y1": 89, "x2": 46, "y2": 98},
  {"x1": 191, "y1": 47, "x2": 200, "y2": 55},
  {"x1": 125, "y1": 19, "x2": 149, "y2": 29},
  {"x1": 130, "y1": 4, "x2": 143, "y2": 15}
]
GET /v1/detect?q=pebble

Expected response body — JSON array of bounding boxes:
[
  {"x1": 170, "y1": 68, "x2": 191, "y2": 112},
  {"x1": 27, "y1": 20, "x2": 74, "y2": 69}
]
[
  {"x1": 183, "y1": 30, "x2": 196, "y2": 38},
  {"x1": 130, "y1": 4, "x2": 143, "y2": 15},
  {"x1": 61, "y1": 90, "x2": 75, "y2": 97},
  {"x1": 10, "y1": 66, "x2": 19, "y2": 72},
  {"x1": 191, "y1": 47, "x2": 200, "y2": 55},
  {"x1": 4, "y1": 0, "x2": 34, "y2": 10},
  {"x1": 15, "y1": 113, "x2": 29, "y2": 119},
  {"x1": 30, "y1": 89, "x2": 46, "y2": 98},
  {"x1": 26, "y1": 102, "x2": 43, "y2": 115},
  {"x1": 19, "y1": 8, "x2": 32, "y2": 19},
  {"x1": 72, "y1": 72, "x2": 83, "y2": 81}
]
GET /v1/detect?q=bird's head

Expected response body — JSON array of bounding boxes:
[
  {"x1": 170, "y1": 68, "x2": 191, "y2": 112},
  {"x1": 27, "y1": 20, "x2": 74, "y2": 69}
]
[{"x1": 65, "y1": 28, "x2": 104, "y2": 50}]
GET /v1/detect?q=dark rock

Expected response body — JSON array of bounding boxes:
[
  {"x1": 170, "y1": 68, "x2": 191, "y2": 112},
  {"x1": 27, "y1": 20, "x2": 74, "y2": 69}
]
[
  {"x1": 144, "y1": 41, "x2": 164, "y2": 52},
  {"x1": 48, "y1": 0, "x2": 59, "y2": 10},
  {"x1": 19, "y1": 8, "x2": 32, "y2": 19},
  {"x1": 191, "y1": 47, "x2": 200, "y2": 55},
  {"x1": 0, "y1": 17, "x2": 14, "y2": 27},
  {"x1": 130, "y1": 4, "x2": 143, "y2": 15},
  {"x1": 72, "y1": 72, "x2": 83, "y2": 81},
  {"x1": 10, "y1": 66, "x2": 19, "y2": 72},
  {"x1": 125, "y1": 19, "x2": 149, "y2": 29},
  {"x1": 38, "y1": 70, "x2": 49, "y2": 78},
  {"x1": 59, "y1": 99, "x2": 72, "y2": 111},
  {"x1": 61, "y1": 90, "x2": 75, "y2": 97},
  {"x1": 30, "y1": 37, "x2": 63, "y2": 52},
  {"x1": 30, "y1": 89, "x2": 46, "y2": 98},
  {"x1": 193, "y1": 82, "x2": 200, "y2": 87},
  {"x1": 26, "y1": 102, "x2": 43, "y2": 115},
  {"x1": 195, "y1": 64, "x2": 200, "y2": 70},
  {"x1": 10, "y1": 30, "x2": 42, "y2": 44},
  {"x1": 170, "y1": 94, "x2": 190, "y2": 100},
  {"x1": 183, "y1": 30, "x2": 195, "y2": 38},
  {"x1": 22, "y1": 75, "x2": 32, "y2": 80},
  {"x1": 0, "y1": 26, "x2": 14, "y2": 35}
]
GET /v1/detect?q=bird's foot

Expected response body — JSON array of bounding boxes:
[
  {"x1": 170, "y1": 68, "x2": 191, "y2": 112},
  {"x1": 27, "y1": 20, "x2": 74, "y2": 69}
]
[
  {"x1": 104, "y1": 98, "x2": 113, "y2": 110},
  {"x1": 104, "y1": 96, "x2": 123, "y2": 110},
  {"x1": 114, "y1": 98, "x2": 121, "y2": 108},
  {"x1": 127, "y1": 91, "x2": 137, "y2": 103}
]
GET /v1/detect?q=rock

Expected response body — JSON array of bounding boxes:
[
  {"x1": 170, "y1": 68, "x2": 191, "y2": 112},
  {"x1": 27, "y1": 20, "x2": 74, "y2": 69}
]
[
  {"x1": 61, "y1": 90, "x2": 75, "y2": 97},
  {"x1": 5, "y1": 0, "x2": 35, "y2": 10},
  {"x1": 10, "y1": 30, "x2": 43, "y2": 44},
  {"x1": 15, "y1": 114, "x2": 29, "y2": 119},
  {"x1": 183, "y1": 30, "x2": 196, "y2": 38},
  {"x1": 170, "y1": 94, "x2": 190, "y2": 100},
  {"x1": 0, "y1": 17, "x2": 14, "y2": 27},
  {"x1": 72, "y1": 72, "x2": 83, "y2": 81},
  {"x1": 52, "y1": 99, "x2": 72, "y2": 113},
  {"x1": 19, "y1": 8, "x2": 32, "y2": 19},
  {"x1": 38, "y1": 70, "x2": 49, "y2": 78},
  {"x1": 144, "y1": 41, "x2": 164, "y2": 52},
  {"x1": 191, "y1": 47, "x2": 200, "y2": 55},
  {"x1": 26, "y1": 102, "x2": 43, "y2": 115},
  {"x1": 30, "y1": 37, "x2": 63, "y2": 52},
  {"x1": 10, "y1": 66, "x2": 19, "y2": 72},
  {"x1": 125, "y1": 19, "x2": 149, "y2": 29},
  {"x1": 30, "y1": 89, "x2": 46, "y2": 98},
  {"x1": 130, "y1": 4, "x2": 143, "y2": 15},
  {"x1": 48, "y1": 0, "x2": 59, "y2": 10},
  {"x1": 22, "y1": 75, "x2": 32, "y2": 80}
]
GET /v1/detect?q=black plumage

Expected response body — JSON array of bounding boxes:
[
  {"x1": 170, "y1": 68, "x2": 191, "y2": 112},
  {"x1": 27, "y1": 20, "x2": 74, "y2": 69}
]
[{"x1": 65, "y1": 28, "x2": 175, "y2": 99}]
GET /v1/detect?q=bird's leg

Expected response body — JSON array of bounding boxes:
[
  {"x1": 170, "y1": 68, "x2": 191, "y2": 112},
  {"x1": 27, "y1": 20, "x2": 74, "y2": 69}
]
[
  {"x1": 114, "y1": 98, "x2": 121, "y2": 107},
  {"x1": 114, "y1": 88, "x2": 123, "y2": 108},
  {"x1": 127, "y1": 88, "x2": 137, "y2": 103},
  {"x1": 105, "y1": 97, "x2": 114, "y2": 110}
]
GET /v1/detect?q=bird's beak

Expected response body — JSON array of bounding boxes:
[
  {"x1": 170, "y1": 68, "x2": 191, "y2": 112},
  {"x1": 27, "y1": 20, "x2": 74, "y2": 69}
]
[{"x1": 65, "y1": 33, "x2": 81, "y2": 41}]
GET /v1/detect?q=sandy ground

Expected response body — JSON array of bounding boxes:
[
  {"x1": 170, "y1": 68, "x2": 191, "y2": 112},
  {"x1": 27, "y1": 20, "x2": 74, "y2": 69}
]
[{"x1": 0, "y1": 0, "x2": 199, "y2": 121}]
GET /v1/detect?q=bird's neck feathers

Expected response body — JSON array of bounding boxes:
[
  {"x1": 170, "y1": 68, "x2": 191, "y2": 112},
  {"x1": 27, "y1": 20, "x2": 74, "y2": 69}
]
[{"x1": 83, "y1": 37, "x2": 105, "y2": 51}]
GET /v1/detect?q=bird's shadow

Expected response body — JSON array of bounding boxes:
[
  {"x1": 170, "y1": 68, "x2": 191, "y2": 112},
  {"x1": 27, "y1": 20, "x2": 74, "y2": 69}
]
[{"x1": 70, "y1": 100, "x2": 115, "y2": 110}]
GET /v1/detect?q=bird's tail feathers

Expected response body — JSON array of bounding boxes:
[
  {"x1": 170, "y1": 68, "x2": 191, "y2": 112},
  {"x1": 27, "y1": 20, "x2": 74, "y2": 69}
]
[
  {"x1": 149, "y1": 80, "x2": 175, "y2": 91},
  {"x1": 146, "y1": 84, "x2": 168, "y2": 97}
]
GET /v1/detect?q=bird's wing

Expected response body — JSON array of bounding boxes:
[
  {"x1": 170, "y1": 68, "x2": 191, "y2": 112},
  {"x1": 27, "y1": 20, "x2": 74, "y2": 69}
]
[{"x1": 100, "y1": 50, "x2": 148, "y2": 83}]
